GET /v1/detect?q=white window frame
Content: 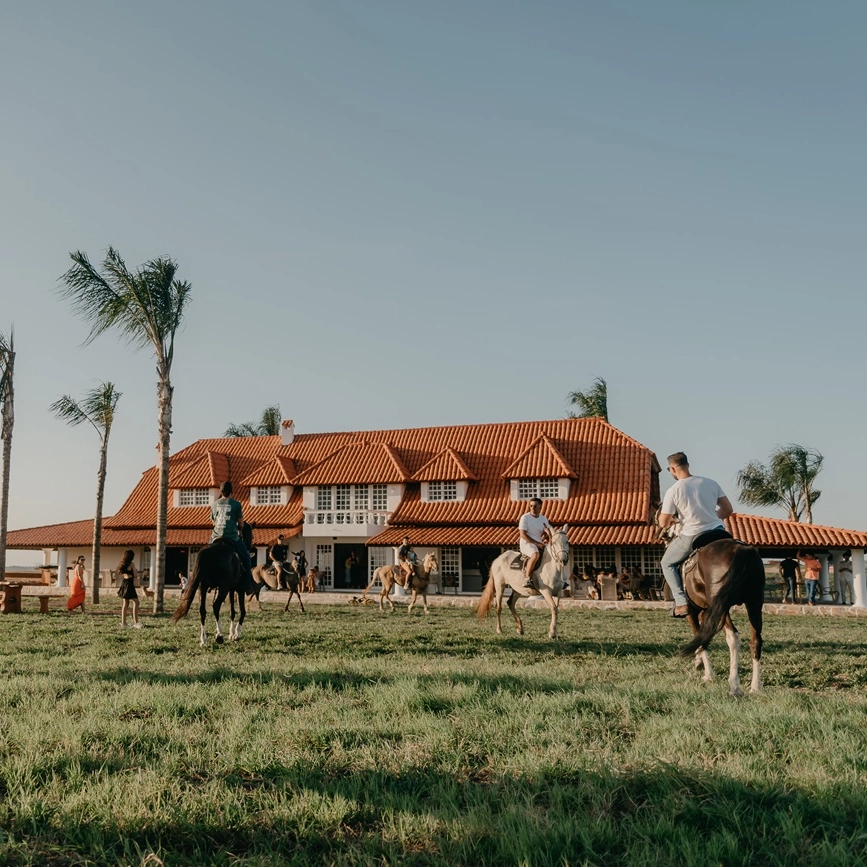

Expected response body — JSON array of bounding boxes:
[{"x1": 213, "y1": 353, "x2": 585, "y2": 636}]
[
  {"x1": 316, "y1": 486, "x2": 333, "y2": 510},
  {"x1": 428, "y1": 480, "x2": 458, "y2": 502},
  {"x1": 513, "y1": 478, "x2": 568, "y2": 501},
  {"x1": 179, "y1": 488, "x2": 210, "y2": 507},
  {"x1": 254, "y1": 485, "x2": 283, "y2": 505},
  {"x1": 315, "y1": 544, "x2": 333, "y2": 588},
  {"x1": 371, "y1": 484, "x2": 388, "y2": 510}
]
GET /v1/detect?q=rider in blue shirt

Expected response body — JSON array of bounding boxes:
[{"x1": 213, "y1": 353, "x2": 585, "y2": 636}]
[{"x1": 210, "y1": 481, "x2": 255, "y2": 594}]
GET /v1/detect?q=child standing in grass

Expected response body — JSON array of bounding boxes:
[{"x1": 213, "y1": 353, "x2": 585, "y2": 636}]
[
  {"x1": 66, "y1": 556, "x2": 86, "y2": 614},
  {"x1": 116, "y1": 550, "x2": 142, "y2": 628}
]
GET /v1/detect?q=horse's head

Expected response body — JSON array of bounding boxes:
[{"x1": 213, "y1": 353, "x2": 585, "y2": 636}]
[
  {"x1": 423, "y1": 552, "x2": 439, "y2": 573},
  {"x1": 546, "y1": 525, "x2": 570, "y2": 568}
]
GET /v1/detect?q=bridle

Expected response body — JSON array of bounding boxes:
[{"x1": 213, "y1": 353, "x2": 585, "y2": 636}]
[{"x1": 546, "y1": 528, "x2": 570, "y2": 568}]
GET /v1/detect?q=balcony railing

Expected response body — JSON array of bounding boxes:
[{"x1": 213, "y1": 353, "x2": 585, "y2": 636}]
[{"x1": 305, "y1": 510, "x2": 391, "y2": 527}]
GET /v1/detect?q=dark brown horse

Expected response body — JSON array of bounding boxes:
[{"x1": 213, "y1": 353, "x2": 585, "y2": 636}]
[
  {"x1": 675, "y1": 537, "x2": 765, "y2": 696},
  {"x1": 172, "y1": 538, "x2": 246, "y2": 645}
]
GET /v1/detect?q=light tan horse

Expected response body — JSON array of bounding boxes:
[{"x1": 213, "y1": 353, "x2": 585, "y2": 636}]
[
  {"x1": 477, "y1": 526, "x2": 570, "y2": 639},
  {"x1": 249, "y1": 563, "x2": 305, "y2": 612},
  {"x1": 362, "y1": 552, "x2": 439, "y2": 614}
]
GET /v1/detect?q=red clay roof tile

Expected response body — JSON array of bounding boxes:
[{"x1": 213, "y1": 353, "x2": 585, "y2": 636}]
[
  {"x1": 411, "y1": 447, "x2": 478, "y2": 482},
  {"x1": 502, "y1": 434, "x2": 578, "y2": 480}
]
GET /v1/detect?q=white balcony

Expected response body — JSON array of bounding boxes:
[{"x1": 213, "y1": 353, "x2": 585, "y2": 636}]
[{"x1": 303, "y1": 510, "x2": 392, "y2": 537}]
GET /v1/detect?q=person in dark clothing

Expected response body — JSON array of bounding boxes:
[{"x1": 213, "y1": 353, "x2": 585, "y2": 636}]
[
  {"x1": 268, "y1": 534, "x2": 289, "y2": 589},
  {"x1": 778, "y1": 555, "x2": 801, "y2": 604}
]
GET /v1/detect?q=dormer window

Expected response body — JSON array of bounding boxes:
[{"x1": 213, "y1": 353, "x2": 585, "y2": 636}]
[
  {"x1": 428, "y1": 480, "x2": 458, "y2": 501},
  {"x1": 178, "y1": 488, "x2": 210, "y2": 506},
  {"x1": 516, "y1": 478, "x2": 564, "y2": 501},
  {"x1": 254, "y1": 485, "x2": 283, "y2": 505}
]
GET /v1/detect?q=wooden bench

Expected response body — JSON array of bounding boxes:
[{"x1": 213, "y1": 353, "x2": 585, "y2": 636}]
[
  {"x1": 20, "y1": 585, "x2": 69, "y2": 613},
  {"x1": 3, "y1": 570, "x2": 51, "y2": 586}
]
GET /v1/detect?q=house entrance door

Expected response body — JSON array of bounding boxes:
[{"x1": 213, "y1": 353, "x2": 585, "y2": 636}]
[{"x1": 334, "y1": 544, "x2": 368, "y2": 590}]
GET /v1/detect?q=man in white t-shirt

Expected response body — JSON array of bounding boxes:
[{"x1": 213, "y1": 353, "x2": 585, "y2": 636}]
[
  {"x1": 519, "y1": 497, "x2": 553, "y2": 588},
  {"x1": 658, "y1": 451, "x2": 733, "y2": 617}
]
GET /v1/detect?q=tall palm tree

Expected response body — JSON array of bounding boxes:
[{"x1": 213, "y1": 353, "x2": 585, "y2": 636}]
[
  {"x1": 50, "y1": 383, "x2": 122, "y2": 604},
  {"x1": 59, "y1": 248, "x2": 191, "y2": 613},
  {"x1": 737, "y1": 444, "x2": 823, "y2": 524},
  {"x1": 225, "y1": 405, "x2": 281, "y2": 437},
  {"x1": 0, "y1": 330, "x2": 15, "y2": 582},
  {"x1": 567, "y1": 377, "x2": 609, "y2": 422}
]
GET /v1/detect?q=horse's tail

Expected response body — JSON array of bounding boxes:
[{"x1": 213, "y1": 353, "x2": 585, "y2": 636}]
[
  {"x1": 361, "y1": 568, "x2": 381, "y2": 600},
  {"x1": 172, "y1": 553, "x2": 204, "y2": 621},
  {"x1": 680, "y1": 545, "x2": 763, "y2": 657},
  {"x1": 477, "y1": 569, "x2": 496, "y2": 620}
]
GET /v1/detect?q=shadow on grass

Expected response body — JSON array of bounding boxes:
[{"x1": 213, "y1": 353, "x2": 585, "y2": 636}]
[{"x1": 6, "y1": 762, "x2": 865, "y2": 866}]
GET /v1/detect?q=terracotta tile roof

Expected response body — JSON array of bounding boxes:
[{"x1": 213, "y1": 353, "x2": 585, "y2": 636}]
[
  {"x1": 5, "y1": 519, "x2": 301, "y2": 550},
  {"x1": 502, "y1": 434, "x2": 578, "y2": 480},
  {"x1": 291, "y1": 441, "x2": 411, "y2": 486},
  {"x1": 369, "y1": 524, "x2": 662, "y2": 548},
  {"x1": 240, "y1": 455, "x2": 296, "y2": 487},
  {"x1": 28, "y1": 418, "x2": 867, "y2": 556},
  {"x1": 728, "y1": 513, "x2": 867, "y2": 549},
  {"x1": 411, "y1": 447, "x2": 478, "y2": 482},
  {"x1": 172, "y1": 451, "x2": 230, "y2": 489}
]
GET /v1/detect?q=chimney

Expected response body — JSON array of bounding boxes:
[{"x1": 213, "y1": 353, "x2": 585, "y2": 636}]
[{"x1": 280, "y1": 419, "x2": 295, "y2": 446}]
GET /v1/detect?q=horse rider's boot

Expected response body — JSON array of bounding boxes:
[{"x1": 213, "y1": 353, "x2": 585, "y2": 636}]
[
  {"x1": 522, "y1": 571, "x2": 535, "y2": 589},
  {"x1": 671, "y1": 604, "x2": 689, "y2": 617}
]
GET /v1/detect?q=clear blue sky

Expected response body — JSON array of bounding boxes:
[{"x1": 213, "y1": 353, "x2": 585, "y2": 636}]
[{"x1": 2, "y1": 1, "x2": 865, "y2": 563}]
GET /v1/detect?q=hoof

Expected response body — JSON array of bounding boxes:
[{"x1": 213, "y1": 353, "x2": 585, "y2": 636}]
[{"x1": 215, "y1": 635, "x2": 224, "y2": 645}]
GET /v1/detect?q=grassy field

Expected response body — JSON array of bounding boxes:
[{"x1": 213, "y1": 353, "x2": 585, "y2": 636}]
[{"x1": 1, "y1": 599, "x2": 866, "y2": 866}]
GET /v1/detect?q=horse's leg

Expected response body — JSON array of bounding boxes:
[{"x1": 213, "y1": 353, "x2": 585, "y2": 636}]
[
  {"x1": 421, "y1": 587, "x2": 429, "y2": 616},
  {"x1": 407, "y1": 588, "x2": 416, "y2": 615},
  {"x1": 199, "y1": 586, "x2": 207, "y2": 646},
  {"x1": 235, "y1": 590, "x2": 245, "y2": 640},
  {"x1": 213, "y1": 587, "x2": 228, "y2": 644},
  {"x1": 493, "y1": 576, "x2": 505, "y2": 634},
  {"x1": 228, "y1": 591, "x2": 239, "y2": 641},
  {"x1": 538, "y1": 586, "x2": 558, "y2": 639},
  {"x1": 505, "y1": 586, "x2": 523, "y2": 636},
  {"x1": 723, "y1": 615, "x2": 742, "y2": 697},
  {"x1": 747, "y1": 599, "x2": 763, "y2": 694},
  {"x1": 688, "y1": 612, "x2": 713, "y2": 681},
  {"x1": 296, "y1": 589, "x2": 305, "y2": 613}
]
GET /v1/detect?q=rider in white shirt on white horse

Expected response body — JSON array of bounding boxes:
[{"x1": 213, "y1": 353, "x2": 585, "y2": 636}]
[{"x1": 519, "y1": 497, "x2": 553, "y2": 588}]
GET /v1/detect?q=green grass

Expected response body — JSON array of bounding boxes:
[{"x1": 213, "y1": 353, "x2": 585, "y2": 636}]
[{"x1": 1, "y1": 601, "x2": 866, "y2": 866}]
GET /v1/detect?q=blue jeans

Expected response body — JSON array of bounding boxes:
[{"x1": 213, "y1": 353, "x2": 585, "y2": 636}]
[
  {"x1": 805, "y1": 578, "x2": 819, "y2": 604},
  {"x1": 660, "y1": 534, "x2": 694, "y2": 607}
]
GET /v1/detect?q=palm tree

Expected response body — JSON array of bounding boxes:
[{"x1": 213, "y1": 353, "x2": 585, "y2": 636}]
[
  {"x1": 567, "y1": 377, "x2": 608, "y2": 422},
  {"x1": 225, "y1": 405, "x2": 281, "y2": 437},
  {"x1": 58, "y1": 248, "x2": 191, "y2": 613},
  {"x1": 50, "y1": 383, "x2": 122, "y2": 604},
  {"x1": 0, "y1": 330, "x2": 15, "y2": 582},
  {"x1": 737, "y1": 444, "x2": 823, "y2": 524}
]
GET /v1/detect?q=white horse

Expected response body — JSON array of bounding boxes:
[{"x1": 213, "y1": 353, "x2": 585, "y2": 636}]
[{"x1": 477, "y1": 525, "x2": 570, "y2": 639}]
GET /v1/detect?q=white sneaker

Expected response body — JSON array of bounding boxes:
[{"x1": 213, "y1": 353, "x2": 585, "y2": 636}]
[{"x1": 133, "y1": 622, "x2": 143, "y2": 629}]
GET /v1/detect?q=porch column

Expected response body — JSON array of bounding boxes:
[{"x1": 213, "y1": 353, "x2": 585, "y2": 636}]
[
  {"x1": 56, "y1": 549, "x2": 67, "y2": 588},
  {"x1": 818, "y1": 552, "x2": 831, "y2": 602},
  {"x1": 852, "y1": 549, "x2": 866, "y2": 608},
  {"x1": 149, "y1": 565, "x2": 157, "y2": 592},
  {"x1": 830, "y1": 551, "x2": 842, "y2": 605}
]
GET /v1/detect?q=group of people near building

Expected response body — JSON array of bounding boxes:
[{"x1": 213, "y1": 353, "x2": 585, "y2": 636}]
[{"x1": 777, "y1": 550, "x2": 855, "y2": 605}]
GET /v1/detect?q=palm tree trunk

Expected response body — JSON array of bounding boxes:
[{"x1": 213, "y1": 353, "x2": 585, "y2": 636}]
[
  {"x1": 803, "y1": 490, "x2": 813, "y2": 524},
  {"x1": 0, "y1": 351, "x2": 15, "y2": 581},
  {"x1": 154, "y1": 371, "x2": 173, "y2": 614},
  {"x1": 91, "y1": 436, "x2": 108, "y2": 604}
]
